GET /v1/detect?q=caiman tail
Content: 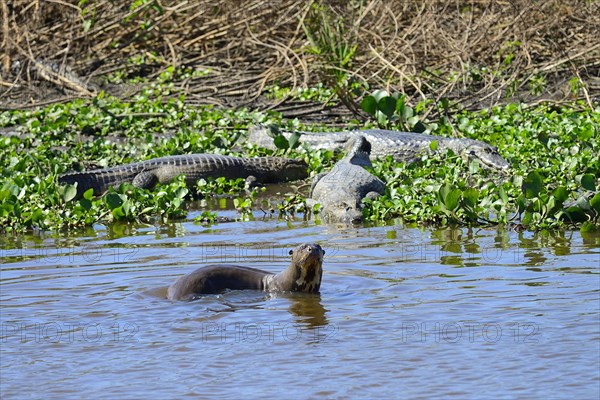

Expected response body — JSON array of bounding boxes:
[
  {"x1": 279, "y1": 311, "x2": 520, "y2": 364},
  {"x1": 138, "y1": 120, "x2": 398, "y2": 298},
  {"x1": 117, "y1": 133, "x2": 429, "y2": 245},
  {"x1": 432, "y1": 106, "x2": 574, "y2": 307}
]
[{"x1": 59, "y1": 154, "x2": 309, "y2": 197}]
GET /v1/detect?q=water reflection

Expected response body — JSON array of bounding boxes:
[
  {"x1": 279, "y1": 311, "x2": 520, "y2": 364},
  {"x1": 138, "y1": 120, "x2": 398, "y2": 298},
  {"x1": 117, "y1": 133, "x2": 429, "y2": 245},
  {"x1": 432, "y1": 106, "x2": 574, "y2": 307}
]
[{"x1": 285, "y1": 293, "x2": 328, "y2": 327}]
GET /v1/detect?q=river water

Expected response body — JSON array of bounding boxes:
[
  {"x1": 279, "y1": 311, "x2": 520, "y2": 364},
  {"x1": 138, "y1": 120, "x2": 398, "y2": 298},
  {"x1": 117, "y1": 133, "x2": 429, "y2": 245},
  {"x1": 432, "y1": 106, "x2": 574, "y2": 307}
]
[{"x1": 1, "y1": 210, "x2": 599, "y2": 399}]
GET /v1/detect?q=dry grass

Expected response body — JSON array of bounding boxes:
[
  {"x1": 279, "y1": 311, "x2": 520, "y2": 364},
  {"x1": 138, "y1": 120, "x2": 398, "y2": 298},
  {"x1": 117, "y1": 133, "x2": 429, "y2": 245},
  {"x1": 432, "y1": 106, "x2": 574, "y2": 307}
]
[{"x1": 1, "y1": 0, "x2": 599, "y2": 115}]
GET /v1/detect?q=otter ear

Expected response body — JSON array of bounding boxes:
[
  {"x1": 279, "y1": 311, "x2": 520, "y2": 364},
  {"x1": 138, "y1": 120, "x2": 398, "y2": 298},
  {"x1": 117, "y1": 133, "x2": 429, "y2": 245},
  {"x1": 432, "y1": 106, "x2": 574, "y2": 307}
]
[
  {"x1": 289, "y1": 249, "x2": 293, "y2": 255},
  {"x1": 323, "y1": 250, "x2": 325, "y2": 255}
]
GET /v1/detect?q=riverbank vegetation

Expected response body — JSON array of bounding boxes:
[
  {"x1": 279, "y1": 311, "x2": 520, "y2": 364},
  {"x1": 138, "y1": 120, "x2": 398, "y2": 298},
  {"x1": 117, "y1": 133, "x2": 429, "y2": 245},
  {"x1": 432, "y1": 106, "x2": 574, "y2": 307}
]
[{"x1": 1, "y1": 1, "x2": 598, "y2": 234}]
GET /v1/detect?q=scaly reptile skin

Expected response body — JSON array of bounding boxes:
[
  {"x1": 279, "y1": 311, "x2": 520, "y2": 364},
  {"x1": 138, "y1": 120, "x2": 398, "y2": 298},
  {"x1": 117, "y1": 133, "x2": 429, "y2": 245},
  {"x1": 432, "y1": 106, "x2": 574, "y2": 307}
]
[
  {"x1": 248, "y1": 125, "x2": 510, "y2": 171},
  {"x1": 59, "y1": 154, "x2": 308, "y2": 197},
  {"x1": 309, "y1": 135, "x2": 385, "y2": 224}
]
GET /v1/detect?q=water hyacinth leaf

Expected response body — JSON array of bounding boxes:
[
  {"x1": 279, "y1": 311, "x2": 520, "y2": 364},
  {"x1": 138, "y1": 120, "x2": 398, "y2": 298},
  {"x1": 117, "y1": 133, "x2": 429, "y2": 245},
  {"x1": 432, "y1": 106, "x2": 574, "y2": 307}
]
[
  {"x1": 580, "y1": 174, "x2": 596, "y2": 191},
  {"x1": 413, "y1": 121, "x2": 427, "y2": 133},
  {"x1": 371, "y1": 89, "x2": 389, "y2": 102},
  {"x1": 112, "y1": 206, "x2": 125, "y2": 219},
  {"x1": 83, "y1": 188, "x2": 94, "y2": 200},
  {"x1": 580, "y1": 221, "x2": 598, "y2": 233},
  {"x1": 523, "y1": 171, "x2": 543, "y2": 199},
  {"x1": 288, "y1": 132, "x2": 302, "y2": 149},
  {"x1": 273, "y1": 134, "x2": 289, "y2": 149},
  {"x1": 378, "y1": 96, "x2": 397, "y2": 118},
  {"x1": 175, "y1": 187, "x2": 189, "y2": 199},
  {"x1": 445, "y1": 189, "x2": 462, "y2": 211},
  {"x1": 396, "y1": 96, "x2": 405, "y2": 116},
  {"x1": 402, "y1": 106, "x2": 414, "y2": 120},
  {"x1": 546, "y1": 195, "x2": 556, "y2": 212},
  {"x1": 463, "y1": 188, "x2": 479, "y2": 207},
  {"x1": 552, "y1": 186, "x2": 568, "y2": 203},
  {"x1": 590, "y1": 192, "x2": 600, "y2": 213},
  {"x1": 360, "y1": 96, "x2": 377, "y2": 115},
  {"x1": 63, "y1": 185, "x2": 78, "y2": 203},
  {"x1": 576, "y1": 196, "x2": 591, "y2": 211},
  {"x1": 439, "y1": 183, "x2": 451, "y2": 204},
  {"x1": 576, "y1": 124, "x2": 594, "y2": 141},
  {"x1": 499, "y1": 187, "x2": 509, "y2": 204},
  {"x1": 565, "y1": 206, "x2": 587, "y2": 222},
  {"x1": 377, "y1": 111, "x2": 388, "y2": 126},
  {"x1": 105, "y1": 193, "x2": 123, "y2": 210},
  {"x1": 80, "y1": 198, "x2": 92, "y2": 211},
  {"x1": 122, "y1": 200, "x2": 131, "y2": 215}
]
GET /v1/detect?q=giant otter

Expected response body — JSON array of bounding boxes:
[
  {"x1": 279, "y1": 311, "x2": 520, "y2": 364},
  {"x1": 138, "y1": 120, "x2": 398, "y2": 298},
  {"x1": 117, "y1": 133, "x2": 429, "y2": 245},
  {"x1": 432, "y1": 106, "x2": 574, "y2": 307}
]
[{"x1": 167, "y1": 243, "x2": 325, "y2": 301}]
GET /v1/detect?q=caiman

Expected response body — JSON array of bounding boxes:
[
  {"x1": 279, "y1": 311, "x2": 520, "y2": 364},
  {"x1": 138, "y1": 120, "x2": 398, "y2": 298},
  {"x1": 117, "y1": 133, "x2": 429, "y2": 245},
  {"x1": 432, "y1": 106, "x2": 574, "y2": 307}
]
[
  {"x1": 248, "y1": 125, "x2": 510, "y2": 171},
  {"x1": 59, "y1": 154, "x2": 308, "y2": 197},
  {"x1": 309, "y1": 135, "x2": 385, "y2": 224}
]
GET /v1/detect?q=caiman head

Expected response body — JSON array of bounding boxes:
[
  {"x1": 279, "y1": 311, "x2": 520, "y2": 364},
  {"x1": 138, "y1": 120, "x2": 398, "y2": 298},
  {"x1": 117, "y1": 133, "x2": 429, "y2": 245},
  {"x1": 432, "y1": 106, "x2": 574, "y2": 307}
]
[{"x1": 452, "y1": 140, "x2": 510, "y2": 171}]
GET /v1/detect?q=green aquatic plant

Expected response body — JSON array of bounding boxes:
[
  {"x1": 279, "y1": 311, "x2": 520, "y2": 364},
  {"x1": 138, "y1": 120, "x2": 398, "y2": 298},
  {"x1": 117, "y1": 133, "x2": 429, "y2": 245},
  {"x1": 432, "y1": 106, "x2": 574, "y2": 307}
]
[
  {"x1": 360, "y1": 89, "x2": 426, "y2": 132},
  {"x1": 0, "y1": 87, "x2": 598, "y2": 233}
]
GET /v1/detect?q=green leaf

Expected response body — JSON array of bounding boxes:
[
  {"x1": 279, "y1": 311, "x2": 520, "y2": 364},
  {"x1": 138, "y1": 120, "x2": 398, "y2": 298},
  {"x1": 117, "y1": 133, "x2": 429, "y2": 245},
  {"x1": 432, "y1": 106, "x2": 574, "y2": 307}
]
[
  {"x1": 112, "y1": 206, "x2": 125, "y2": 219},
  {"x1": 376, "y1": 111, "x2": 388, "y2": 127},
  {"x1": 499, "y1": 187, "x2": 509, "y2": 204},
  {"x1": 440, "y1": 98, "x2": 450, "y2": 112},
  {"x1": 83, "y1": 19, "x2": 92, "y2": 32},
  {"x1": 523, "y1": 171, "x2": 543, "y2": 199},
  {"x1": 273, "y1": 134, "x2": 289, "y2": 149},
  {"x1": 445, "y1": 189, "x2": 462, "y2": 211},
  {"x1": 463, "y1": 188, "x2": 479, "y2": 208},
  {"x1": 371, "y1": 89, "x2": 389, "y2": 102},
  {"x1": 580, "y1": 221, "x2": 598, "y2": 233},
  {"x1": 581, "y1": 174, "x2": 596, "y2": 191},
  {"x1": 377, "y1": 96, "x2": 397, "y2": 118},
  {"x1": 175, "y1": 187, "x2": 189, "y2": 199},
  {"x1": 565, "y1": 206, "x2": 587, "y2": 222},
  {"x1": 552, "y1": 186, "x2": 568, "y2": 203},
  {"x1": 288, "y1": 132, "x2": 302, "y2": 149},
  {"x1": 439, "y1": 183, "x2": 451, "y2": 203},
  {"x1": 105, "y1": 193, "x2": 123, "y2": 210},
  {"x1": 83, "y1": 188, "x2": 94, "y2": 200},
  {"x1": 429, "y1": 140, "x2": 438, "y2": 151},
  {"x1": 63, "y1": 185, "x2": 78, "y2": 203},
  {"x1": 576, "y1": 196, "x2": 591, "y2": 211},
  {"x1": 395, "y1": 96, "x2": 405, "y2": 117},
  {"x1": 413, "y1": 121, "x2": 427, "y2": 133},
  {"x1": 360, "y1": 96, "x2": 377, "y2": 116},
  {"x1": 402, "y1": 106, "x2": 414, "y2": 120},
  {"x1": 590, "y1": 192, "x2": 600, "y2": 213},
  {"x1": 522, "y1": 211, "x2": 533, "y2": 225},
  {"x1": 79, "y1": 198, "x2": 92, "y2": 211},
  {"x1": 122, "y1": 200, "x2": 131, "y2": 216}
]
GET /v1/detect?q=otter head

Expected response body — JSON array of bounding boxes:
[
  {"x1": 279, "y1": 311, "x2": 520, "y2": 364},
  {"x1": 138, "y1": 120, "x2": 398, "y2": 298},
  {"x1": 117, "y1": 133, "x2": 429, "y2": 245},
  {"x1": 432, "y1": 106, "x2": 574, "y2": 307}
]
[{"x1": 289, "y1": 243, "x2": 325, "y2": 293}]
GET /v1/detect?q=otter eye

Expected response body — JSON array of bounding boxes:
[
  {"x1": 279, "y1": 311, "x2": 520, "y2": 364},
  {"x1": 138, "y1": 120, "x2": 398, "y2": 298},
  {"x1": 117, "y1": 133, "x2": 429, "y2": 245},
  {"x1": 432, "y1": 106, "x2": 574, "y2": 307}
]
[{"x1": 289, "y1": 249, "x2": 293, "y2": 255}]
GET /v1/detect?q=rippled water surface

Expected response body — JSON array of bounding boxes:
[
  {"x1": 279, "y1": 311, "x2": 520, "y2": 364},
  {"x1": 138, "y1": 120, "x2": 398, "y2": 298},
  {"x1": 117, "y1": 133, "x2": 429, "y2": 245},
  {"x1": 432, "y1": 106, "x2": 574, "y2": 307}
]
[{"x1": 1, "y1": 212, "x2": 599, "y2": 399}]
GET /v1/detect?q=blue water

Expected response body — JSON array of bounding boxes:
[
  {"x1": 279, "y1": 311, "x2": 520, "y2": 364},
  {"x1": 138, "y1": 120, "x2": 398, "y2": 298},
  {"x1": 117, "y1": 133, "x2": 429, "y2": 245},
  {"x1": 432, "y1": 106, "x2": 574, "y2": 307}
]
[{"x1": 1, "y1": 214, "x2": 599, "y2": 399}]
